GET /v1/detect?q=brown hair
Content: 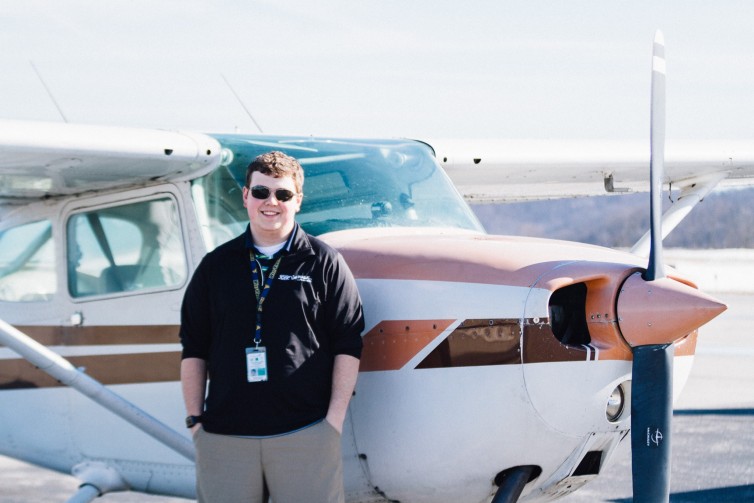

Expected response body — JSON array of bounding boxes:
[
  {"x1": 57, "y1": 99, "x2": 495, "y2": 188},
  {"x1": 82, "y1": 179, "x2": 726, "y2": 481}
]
[{"x1": 245, "y1": 151, "x2": 304, "y2": 193}]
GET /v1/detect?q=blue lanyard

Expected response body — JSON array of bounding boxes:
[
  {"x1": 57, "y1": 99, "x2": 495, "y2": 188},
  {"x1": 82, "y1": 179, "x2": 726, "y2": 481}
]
[{"x1": 250, "y1": 252, "x2": 283, "y2": 347}]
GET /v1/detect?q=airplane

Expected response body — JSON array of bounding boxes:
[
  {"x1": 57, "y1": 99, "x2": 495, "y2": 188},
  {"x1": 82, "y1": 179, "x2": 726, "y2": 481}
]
[{"x1": 0, "y1": 32, "x2": 751, "y2": 502}]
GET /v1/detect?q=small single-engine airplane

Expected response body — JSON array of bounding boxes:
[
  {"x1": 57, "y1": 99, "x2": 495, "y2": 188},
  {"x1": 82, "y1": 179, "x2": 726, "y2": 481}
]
[{"x1": 0, "y1": 32, "x2": 751, "y2": 502}]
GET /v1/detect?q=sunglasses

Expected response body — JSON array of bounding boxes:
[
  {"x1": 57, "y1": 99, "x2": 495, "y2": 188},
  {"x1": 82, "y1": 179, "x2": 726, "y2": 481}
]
[{"x1": 249, "y1": 185, "x2": 297, "y2": 202}]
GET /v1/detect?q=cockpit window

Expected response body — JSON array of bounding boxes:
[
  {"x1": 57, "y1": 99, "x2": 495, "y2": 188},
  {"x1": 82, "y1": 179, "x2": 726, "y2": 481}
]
[
  {"x1": 192, "y1": 136, "x2": 483, "y2": 251},
  {"x1": 66, "y1": 197, "x2": 187, "y2": 298},
  {"x1": 0, "y1": 220, "x2": 55, "y2": 302}
]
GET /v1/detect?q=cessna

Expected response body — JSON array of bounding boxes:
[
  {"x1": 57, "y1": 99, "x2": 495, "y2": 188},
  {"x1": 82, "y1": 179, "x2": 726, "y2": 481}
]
[{"x1": 0, "y1": 33, "x2": 749, "y2": 502}]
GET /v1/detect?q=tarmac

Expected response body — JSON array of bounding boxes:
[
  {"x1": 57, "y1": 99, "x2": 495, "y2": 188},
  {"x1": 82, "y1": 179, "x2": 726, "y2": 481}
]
[{"x1": 1, "y1": 290, "x2": 752, "y2": 503}]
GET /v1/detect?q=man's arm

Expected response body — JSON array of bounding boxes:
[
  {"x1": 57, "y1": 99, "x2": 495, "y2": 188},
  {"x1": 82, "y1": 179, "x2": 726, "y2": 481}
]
[
  {"x1": 325, "y1": 354, "x2": 360, "y2": 434},
  {"x1": 181, "y1": 357, "x2": 208, "y2": 434}
]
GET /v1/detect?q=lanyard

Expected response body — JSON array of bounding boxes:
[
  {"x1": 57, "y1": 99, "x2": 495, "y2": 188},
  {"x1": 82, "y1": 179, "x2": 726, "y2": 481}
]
[{"x1": 250, "y1": 252, "x2": 283, "y2": 347}]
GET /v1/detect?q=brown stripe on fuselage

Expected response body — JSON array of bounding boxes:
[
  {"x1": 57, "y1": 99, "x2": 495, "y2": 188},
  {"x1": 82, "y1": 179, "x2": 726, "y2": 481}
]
[
  {"x1": 522, "y1": 320, "x2": 591, "y2": 364},
  {"x1": 0, "y1": 351, "x2": 181, "y2": 390},
  {"x1": 1, "y1": 324, "x2": 182, "y2": 389},
  {"x1": 523, "y1": 320, "x2": 698, "y2": 363},
  {"x1": 360, "y1": 320, "x2": 455, "y2": 372},
  {"x1": 0, "y1": 321, "x2": 698, "y2": 389},
  {"x1": 417, "y1": 318, "x2": 521, "y2": 369},
  {"x1": 7, "y1": 325, "x2": 180, "y2": 346}
]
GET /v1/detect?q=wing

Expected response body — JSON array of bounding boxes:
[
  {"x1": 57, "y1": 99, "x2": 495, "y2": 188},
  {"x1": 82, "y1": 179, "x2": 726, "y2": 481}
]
[
  {"x1": 0, "y1": 119, "x2": 223, "y2": 204},
  {"x1": 430, "y1": 138, "x2": 754, "y2": 202}
]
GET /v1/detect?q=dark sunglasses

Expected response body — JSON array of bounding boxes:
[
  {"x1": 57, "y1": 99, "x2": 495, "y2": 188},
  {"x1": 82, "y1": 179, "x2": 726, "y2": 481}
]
[{"x1": 249, "y1": 185, "x2": 297, "y2": 202}]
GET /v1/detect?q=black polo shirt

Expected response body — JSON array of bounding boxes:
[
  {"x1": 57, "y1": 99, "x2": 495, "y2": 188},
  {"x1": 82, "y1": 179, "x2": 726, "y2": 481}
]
[{"x1": 180, "y1": 224, "x2": 364, "y2": 436}]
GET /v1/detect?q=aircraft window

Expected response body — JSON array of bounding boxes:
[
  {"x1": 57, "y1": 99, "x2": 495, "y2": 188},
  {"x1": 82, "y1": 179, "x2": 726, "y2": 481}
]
[
  {"x1": 67, "y1": 197, "x2": 187, "y2": 298},
  {"x1": 191, "y1": 164, "x2": 248, "y2": 250},
  {"x1": 0, "y1": 220, "x2": 56, "y2": 302}
]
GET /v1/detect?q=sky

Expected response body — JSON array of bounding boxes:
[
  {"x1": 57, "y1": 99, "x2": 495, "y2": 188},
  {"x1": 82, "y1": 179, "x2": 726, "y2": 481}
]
[{"x1": 1, "y1": 1, "x2": 753, "y2": 140}]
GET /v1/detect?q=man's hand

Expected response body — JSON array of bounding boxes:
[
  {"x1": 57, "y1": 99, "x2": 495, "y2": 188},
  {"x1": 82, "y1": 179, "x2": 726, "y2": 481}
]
[{"x1": 325, "y1": 354, "x2": 360, "y2": 434}]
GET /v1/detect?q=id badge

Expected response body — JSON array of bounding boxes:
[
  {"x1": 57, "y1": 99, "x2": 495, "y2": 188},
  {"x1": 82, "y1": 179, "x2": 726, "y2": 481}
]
[{"x1": 246, "y1": 347, "x2": 268, "y2": 382}]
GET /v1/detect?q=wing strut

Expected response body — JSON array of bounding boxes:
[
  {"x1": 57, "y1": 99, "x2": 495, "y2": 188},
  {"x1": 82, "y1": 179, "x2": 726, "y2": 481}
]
[
  {"x1": 0, "y1": 318, "x2": 195, "y2": 462},
  {"x1": 630, "y1": 171, "x2": 726, "y2": 257}
]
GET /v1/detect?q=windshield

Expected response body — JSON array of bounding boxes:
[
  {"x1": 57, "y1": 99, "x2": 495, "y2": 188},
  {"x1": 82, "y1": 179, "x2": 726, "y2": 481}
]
[{"x1": 192, "y1": 135, "x2": 483, "y2": 250}]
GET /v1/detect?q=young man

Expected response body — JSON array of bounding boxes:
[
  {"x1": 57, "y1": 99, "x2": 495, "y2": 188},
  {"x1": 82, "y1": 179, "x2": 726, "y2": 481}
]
[{"x1": 180, "y1": 151, "x2": 364, "y2": 503}]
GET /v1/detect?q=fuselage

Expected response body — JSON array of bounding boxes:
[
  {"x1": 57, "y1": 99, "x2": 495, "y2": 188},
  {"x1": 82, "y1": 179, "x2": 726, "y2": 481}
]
[{"x1": 0, "y1": 134, "x2": 705, "y2": 502}]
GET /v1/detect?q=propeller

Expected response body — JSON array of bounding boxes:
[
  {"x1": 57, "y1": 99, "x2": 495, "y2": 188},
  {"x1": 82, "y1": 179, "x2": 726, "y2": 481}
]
[
  {"x1": 615, "y1": 31, "x2": 726, "y2": 502},
  {"x1": 632, "y1": 30, "x2": 672, "y2": 503}
]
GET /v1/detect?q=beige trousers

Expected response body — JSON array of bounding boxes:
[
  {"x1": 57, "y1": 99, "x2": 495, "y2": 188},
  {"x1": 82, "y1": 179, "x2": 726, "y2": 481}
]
[{"x1": 193, "y1": 420, "x2": 344, "y2": 503}]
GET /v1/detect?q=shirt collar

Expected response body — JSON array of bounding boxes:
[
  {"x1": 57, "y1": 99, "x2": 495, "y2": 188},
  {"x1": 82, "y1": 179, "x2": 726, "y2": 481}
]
[{"x1": 244, "y1": 223, "x2": 298, "y2": 254}]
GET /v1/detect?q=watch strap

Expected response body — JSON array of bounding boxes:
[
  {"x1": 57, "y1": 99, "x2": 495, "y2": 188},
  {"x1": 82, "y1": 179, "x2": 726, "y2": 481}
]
[{"x1": 185, "y1": 415, "x2": 202, "y2": 428}]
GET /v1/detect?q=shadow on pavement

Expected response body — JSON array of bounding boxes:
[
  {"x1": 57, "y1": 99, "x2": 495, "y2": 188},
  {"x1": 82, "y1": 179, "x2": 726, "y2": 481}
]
[{"x1": 608, "y1": 484, "x2": 754, "y2": 502}]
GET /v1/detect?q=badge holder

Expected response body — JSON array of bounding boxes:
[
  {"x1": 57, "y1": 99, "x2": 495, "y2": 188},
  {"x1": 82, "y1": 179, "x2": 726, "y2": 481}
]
[{"x1": 246, "y1": 346, "x2": 268, "y2": 382}]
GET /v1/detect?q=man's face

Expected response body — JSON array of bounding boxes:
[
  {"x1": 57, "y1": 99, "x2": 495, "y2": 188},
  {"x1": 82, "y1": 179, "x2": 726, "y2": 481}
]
[{"x1": 242, "y1": 171, "x2": 303, "y2": 246}]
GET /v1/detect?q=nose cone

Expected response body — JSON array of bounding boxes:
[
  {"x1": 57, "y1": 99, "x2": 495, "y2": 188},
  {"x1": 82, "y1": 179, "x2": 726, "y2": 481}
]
[{"x1": 617, "y1": 272, "x2": 727, "y2": 347}]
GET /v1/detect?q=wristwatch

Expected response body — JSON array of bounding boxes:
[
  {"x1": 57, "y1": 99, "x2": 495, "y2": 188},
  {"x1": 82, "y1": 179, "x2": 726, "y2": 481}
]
[{"x1": 185, "y1": 415, "x2": 202, "y2": 428}]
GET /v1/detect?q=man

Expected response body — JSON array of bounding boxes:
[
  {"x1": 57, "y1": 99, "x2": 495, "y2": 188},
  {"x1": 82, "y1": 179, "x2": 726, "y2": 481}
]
[{"x1": 180, "y1": 151, "x2": 364, "y2": 503}]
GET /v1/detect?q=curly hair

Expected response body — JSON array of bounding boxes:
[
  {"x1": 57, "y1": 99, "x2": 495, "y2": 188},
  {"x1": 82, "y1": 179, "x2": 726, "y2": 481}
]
[{"x1": 245, "y1": 151, "x2": 304, "y2": 193}]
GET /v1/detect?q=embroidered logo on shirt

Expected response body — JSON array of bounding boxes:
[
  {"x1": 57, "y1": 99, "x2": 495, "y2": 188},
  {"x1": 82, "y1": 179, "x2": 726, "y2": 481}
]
[{"x1": 278, "y1": 274, "x2": 313, "y2": 283}]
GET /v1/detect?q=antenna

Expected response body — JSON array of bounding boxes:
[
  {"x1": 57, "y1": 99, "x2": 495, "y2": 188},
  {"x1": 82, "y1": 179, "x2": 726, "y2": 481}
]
[
  {"x1": 221, "y1": 74, "x2": 264, "y2": 133},
  {"x1": 30, "y1": 61, "x2": 69, "y2": 123}
]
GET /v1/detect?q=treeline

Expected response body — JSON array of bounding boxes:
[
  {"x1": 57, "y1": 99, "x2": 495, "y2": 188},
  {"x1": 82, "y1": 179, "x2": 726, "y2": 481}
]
[{"x1": 471, "y1": 186, "x2": 754, "y2": 249}]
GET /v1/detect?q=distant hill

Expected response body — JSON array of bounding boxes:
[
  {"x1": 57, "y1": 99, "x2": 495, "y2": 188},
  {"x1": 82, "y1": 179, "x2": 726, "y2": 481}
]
[{"x1": 471, "y1": 186, "x2": 754, "y2": 249}]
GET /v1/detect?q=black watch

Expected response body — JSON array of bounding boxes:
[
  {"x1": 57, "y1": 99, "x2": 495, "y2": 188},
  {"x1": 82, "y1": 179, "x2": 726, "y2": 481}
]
[{"x1": 185, "y1": 415, "x2": 202, "y2": 428}]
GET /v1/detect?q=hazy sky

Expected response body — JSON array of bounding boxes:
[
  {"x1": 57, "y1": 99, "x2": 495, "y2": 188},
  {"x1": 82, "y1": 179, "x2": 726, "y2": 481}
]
[{"x1": 2, "y1": 1, "x2": 753, "y2": 140}]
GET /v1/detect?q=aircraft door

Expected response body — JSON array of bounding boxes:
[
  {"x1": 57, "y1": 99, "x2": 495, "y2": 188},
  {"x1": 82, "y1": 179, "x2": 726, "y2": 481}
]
[{"x1": 59, "y1": 186, "x2": 191, "y2": 463}]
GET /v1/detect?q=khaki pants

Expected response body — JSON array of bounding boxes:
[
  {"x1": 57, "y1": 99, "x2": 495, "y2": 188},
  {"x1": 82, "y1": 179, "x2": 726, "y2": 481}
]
[{"x1": 193, "y1": 420, "x2": 344, "y2": 503}]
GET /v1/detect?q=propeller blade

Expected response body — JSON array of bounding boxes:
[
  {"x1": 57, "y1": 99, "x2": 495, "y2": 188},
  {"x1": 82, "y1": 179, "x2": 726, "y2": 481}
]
[
  {"x1": 629, "y1": 31, "x2": 674, "y2": 503},
  {"x1": 631, "y1": 343, "x2": 673, "y2": 502},
  {"x1": 645, "y1": 30, "x2": 667, "y2": 281}
]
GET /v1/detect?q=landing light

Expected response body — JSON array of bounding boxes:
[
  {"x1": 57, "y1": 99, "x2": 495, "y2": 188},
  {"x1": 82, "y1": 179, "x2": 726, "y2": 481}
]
[{"x1": 606, "y1": 384, "x2": 626, "y2": 422}]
